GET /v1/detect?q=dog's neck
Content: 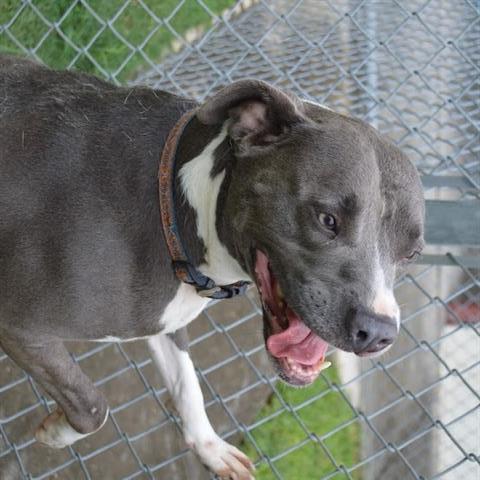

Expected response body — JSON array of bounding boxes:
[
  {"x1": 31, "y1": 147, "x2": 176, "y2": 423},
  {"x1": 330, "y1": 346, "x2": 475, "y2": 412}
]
[{"x1": 173, "y1": 116, "x2": 251, "y2": 286}]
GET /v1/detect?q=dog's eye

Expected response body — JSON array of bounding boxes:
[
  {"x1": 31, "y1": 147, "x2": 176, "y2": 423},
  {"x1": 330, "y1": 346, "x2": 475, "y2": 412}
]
[
  {"x1": 404, "y1": 250, "x2": 420, "y2": 262},
  {"x1": 319, "y1": 213, "x2": 337, "y2": 231}
]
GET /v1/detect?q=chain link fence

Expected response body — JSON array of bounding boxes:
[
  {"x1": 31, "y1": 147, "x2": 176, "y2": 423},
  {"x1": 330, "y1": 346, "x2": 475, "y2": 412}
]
[{"x1": 0, "y1": 1, "x2": 479, "y2": 479}]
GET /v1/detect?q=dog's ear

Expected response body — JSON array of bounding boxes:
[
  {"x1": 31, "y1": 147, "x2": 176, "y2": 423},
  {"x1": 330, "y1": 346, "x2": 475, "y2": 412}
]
[{"x1": 197, "y1": 79, "x2": 305, "y2": 155}]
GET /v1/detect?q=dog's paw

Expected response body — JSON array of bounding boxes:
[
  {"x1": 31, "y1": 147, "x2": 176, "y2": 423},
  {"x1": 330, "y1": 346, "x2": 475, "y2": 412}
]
[
  {"x1": 190, "y1": 436, "x2": 255, "y2": 479},
  {"x1": 35, "y1": 409, "x2": 88, "y2": 449}
]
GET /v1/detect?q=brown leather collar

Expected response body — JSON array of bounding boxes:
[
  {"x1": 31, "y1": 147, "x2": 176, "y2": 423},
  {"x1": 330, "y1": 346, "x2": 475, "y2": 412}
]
[{"x1": 158, "y1": 109, "x2": 250, "y2": 299}]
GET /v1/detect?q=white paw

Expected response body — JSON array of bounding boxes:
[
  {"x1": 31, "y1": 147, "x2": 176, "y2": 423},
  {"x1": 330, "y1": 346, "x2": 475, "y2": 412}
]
[
  {"x1": 35, "y1": 409, "x2": 90, "y2": 449},
  {"x1": 190, "y1": 435, "x2": 255, "y2": 479}
]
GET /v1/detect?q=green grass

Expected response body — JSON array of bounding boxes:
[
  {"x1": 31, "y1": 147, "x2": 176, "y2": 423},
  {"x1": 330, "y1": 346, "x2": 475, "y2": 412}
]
[
  {"x1": 242, "y1": 365, "x2": 360, "y2": 480},
  {"x1": 0, "y1": 0, "x2": 235, "y2": 81}
]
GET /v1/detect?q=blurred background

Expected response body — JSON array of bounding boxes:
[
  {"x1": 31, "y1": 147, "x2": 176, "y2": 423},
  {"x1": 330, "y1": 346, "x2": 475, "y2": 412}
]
[{"x1": 0, "y1": 1, "x2": 479, "y2": 479}]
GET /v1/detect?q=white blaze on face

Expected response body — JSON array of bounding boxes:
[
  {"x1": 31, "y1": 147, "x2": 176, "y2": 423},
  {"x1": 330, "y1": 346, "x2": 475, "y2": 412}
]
[{"x1": 372, "y1": 247, "x2": 400, "y2": 330}]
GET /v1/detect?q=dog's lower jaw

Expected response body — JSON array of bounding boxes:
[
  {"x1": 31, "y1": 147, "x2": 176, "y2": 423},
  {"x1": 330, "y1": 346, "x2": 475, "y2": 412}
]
[{"x1": 147, "y1": 333, "x2": 255, "y2": 479}]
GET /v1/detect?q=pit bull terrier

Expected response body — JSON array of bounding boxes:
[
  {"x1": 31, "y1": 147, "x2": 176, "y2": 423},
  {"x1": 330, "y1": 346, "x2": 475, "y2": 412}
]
[{"x1": 0, "y1": 54, "x2": 425, "y2": 479}]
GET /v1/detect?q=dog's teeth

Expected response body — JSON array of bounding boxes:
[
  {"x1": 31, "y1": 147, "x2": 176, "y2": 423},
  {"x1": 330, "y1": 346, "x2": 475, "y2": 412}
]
[
  {"x1": 319, "y1": 361, "x2": 331, "y2": 372},
  {"x1": 282, "y1": 357, "x2": 331, "y2": 382},
  {"x1": 275, "y1": 283, "x2": 284, "y2": 300}
]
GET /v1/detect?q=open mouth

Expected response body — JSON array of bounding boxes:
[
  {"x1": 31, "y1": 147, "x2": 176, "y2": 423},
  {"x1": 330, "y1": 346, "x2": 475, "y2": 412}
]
[{"x1": 254, "y1": 250, "x2": 331, "y2": 386}]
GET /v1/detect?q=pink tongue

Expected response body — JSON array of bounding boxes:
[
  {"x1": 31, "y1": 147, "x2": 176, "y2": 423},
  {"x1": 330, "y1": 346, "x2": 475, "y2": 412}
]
[{"x1": 267, "y1": 309, "x2": 328, "y2": 366}]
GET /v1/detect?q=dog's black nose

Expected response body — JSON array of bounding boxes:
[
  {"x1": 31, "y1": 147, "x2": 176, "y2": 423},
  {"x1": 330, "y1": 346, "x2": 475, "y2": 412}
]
[{"x1": 348, "y1": 309, "x2": 398, "y2": 355}]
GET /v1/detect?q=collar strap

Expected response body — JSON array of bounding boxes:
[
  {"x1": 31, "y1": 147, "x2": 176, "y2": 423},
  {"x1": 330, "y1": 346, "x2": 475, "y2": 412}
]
[{"x1": 158, "y1": 109, "x2": 250, "y2": 299}]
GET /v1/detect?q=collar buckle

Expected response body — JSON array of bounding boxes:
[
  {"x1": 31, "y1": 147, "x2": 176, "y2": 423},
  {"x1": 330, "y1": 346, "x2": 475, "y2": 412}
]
[{"x1": 197, "y1": 286, "x2": 223, "y2": 297}]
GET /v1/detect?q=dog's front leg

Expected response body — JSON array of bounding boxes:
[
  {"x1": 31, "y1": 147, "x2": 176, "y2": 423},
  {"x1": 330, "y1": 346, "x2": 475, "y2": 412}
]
[
  {"x1": 0, "y1": 331, "x2": 109, "y2": 448},
  {"x1": 147, "y1": 330, "x2": 255, "y2": 479}
]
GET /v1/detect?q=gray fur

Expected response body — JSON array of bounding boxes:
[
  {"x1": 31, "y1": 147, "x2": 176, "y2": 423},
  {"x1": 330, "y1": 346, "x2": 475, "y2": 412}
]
[
  {"x1": 0, "y1": 55, "x2": 199, "y2": 434},
  {"x1": 0, "y1": 55, "x2": 196, "y2": 341}
]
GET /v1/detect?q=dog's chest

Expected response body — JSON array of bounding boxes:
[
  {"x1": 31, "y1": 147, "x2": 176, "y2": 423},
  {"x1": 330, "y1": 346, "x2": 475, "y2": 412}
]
[
  {"x1": 160, "y1": 283, "x2": 210, "y2": 334},
  {"x1": 93, "y1": 284, "x2": 208, "y2": 343}
]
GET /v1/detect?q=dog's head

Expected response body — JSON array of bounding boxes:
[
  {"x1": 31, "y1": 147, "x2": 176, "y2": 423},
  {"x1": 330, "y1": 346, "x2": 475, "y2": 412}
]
[{"x1": 197, "y1": 80, "x2": 425, "y2": 386}]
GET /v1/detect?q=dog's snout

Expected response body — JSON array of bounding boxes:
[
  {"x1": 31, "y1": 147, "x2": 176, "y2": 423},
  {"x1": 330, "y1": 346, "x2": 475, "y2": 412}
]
[{"x1": 348, "y1": 309, "x2": 398, "y2": 356}]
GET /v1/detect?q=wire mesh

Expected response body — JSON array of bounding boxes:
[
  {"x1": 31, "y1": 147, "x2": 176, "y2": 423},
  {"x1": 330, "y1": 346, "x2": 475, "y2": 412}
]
[{"x1": 0, "y1": 1, "x2": 479, "y2": 479}]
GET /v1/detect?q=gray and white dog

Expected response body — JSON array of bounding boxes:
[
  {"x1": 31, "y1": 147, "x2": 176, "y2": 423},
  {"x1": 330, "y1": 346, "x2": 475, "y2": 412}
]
[{"x1": 0, "y1": 55, "x2": 425, "y2": 479}]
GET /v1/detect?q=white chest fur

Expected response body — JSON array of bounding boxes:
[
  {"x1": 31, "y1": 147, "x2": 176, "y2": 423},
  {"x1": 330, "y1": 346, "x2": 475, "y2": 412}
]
[
  {"x1": 93, "y1": 283, "x2": 208, "y2": 342},
  {"x1": 160, "y1": 283, "x2": 210, "y2": 334}
]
